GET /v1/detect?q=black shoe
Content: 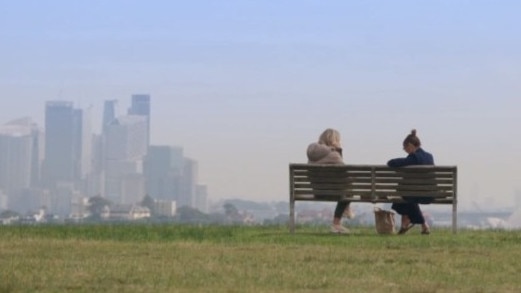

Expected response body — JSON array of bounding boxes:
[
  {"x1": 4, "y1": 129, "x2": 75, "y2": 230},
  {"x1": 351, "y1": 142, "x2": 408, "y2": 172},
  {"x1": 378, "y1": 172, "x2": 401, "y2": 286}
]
[
  {"x1": 421, "y1": 229, "x2": 430, "y2": 235},
  {"x1": 398, "y1": 224, "x2": 415, "y2": 235}
]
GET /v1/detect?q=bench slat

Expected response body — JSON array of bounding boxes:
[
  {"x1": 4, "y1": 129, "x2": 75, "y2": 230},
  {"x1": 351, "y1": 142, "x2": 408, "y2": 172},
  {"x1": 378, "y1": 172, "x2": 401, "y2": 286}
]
[
  {"x1": 293, "y1": 189, "x2": 453, "y2": 197},
  {"x1": 294, "y1": 172, "x2": 455, "y2": 180},
  {"x1": 292, "y1": 195, "x2": 454, "y2": 204},
  {"x1": 294, "y1": 178, "x2": 454, "y2": 185}
]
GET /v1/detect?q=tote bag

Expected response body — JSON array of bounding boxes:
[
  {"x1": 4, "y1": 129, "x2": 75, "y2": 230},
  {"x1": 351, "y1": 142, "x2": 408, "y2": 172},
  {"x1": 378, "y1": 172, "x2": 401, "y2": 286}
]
[{"x1": 374, "y1": 207, "x2": 396, "y2": 234}]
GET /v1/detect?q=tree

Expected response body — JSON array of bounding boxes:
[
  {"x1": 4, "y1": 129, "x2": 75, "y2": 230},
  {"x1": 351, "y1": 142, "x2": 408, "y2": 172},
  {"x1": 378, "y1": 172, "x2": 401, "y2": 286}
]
[
  {"x1": 87, "y1": 195, "x2": 112, "y2": 220},
  {"x1": 140, "y1": 194, "x2": 155, "y2": 215},
  {"x1": 0, "y1": 210, "x2": 20, "y2": 219},
  {"x1": 223, "y1": 203, "x2": 243, "y2": 224},
  {"x1": 175, "y1": 206, "x2": 210, "y2": 223},
  {"x1": 223, "y1": 203, "x2": 239, "y2": 217}
]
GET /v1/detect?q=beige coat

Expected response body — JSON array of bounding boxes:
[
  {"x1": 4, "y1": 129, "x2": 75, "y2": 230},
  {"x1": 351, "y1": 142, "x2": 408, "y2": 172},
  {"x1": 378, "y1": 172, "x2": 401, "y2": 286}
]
[{"x1": 306, "y1": 143, "x2": 344, "y2": 165}]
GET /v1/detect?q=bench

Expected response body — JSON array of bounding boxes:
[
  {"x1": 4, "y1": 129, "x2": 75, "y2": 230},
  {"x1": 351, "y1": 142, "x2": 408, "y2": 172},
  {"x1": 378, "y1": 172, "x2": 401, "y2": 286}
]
[{"x1": 289, "y1": 164, "x2": 458, "y2": 233}]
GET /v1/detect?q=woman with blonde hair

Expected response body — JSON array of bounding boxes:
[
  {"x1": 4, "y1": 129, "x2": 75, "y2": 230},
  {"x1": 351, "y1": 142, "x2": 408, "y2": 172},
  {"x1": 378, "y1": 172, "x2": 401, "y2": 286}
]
[{"x1": 307, "y1": 128, "x2": 354, "y2": 234}]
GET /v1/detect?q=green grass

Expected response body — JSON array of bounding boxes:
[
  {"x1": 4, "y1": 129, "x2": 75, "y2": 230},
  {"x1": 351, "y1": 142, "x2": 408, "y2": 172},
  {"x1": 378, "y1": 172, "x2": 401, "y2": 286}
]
[{"x1": 1, "y1": 224, "x2": 521, "y2": 292}]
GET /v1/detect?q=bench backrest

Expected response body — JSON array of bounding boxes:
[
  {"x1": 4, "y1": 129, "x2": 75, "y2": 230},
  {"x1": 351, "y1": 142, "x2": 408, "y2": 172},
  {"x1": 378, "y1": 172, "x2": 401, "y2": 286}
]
[{"x1": 289, "y1": 164, "x2": 457, "y2": 204}]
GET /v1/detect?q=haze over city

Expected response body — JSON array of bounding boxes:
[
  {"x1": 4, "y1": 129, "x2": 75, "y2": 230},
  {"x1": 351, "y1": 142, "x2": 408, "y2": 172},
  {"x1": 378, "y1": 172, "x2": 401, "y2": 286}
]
[{"x1": 1, "y1": 1, "x2": 520, "y2": 212}]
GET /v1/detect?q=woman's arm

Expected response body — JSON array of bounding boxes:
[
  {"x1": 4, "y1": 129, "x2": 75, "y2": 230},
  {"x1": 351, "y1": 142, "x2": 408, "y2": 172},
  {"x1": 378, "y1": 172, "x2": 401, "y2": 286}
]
[{"x1": 387, "y1": 154, "x2": 418, "y2": 167}]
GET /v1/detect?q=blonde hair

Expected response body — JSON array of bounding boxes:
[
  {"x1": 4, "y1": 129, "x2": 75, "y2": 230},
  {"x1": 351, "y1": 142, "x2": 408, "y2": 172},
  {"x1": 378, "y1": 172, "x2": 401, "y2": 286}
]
[{"x1": 318, "y1": 128, "x2": 341, "y2": 148}]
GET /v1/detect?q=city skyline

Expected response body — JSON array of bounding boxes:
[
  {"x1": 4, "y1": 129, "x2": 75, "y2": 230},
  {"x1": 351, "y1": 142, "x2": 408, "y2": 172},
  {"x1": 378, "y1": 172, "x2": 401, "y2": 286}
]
[
  {"x1": 1, "y1": 95, "x2": 520, "y2": 213},
  {"x1": 1, "y1": 1, "x2": 521, "y2": 211},
  {"x1": 0, "y1": 95, "x2": 209, "y2": 216}
]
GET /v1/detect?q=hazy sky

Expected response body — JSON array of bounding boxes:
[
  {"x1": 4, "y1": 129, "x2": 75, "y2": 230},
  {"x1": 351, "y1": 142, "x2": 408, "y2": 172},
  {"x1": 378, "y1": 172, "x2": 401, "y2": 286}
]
[{"x1": 1, "y1": 1, "x2": 520, "y2": 210}]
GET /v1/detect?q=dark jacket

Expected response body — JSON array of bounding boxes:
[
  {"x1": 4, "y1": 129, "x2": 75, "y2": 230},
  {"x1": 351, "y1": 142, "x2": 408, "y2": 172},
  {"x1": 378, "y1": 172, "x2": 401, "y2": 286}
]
[
  {"x1": 387, "y1": 148, "x2": 435, "y2": 204},
  {"x1": 387, "y1": 148, "x2": 434, "y2": 167}
]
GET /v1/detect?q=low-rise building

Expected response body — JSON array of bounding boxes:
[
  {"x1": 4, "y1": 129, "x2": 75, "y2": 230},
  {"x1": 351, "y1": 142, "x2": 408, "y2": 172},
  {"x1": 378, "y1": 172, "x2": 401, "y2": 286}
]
[
  {"x1": 153, "y1": 200, "x2": 176, "y2": 217},
  {"x1": 101, "y1": 204, "x2": 150, "y2": 220}
]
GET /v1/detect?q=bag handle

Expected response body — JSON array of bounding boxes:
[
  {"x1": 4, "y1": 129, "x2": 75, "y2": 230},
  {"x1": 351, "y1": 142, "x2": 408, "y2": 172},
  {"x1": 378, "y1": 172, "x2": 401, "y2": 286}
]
[{"x1": 373, "y1": 206, "x2": 395, "y2": 214}]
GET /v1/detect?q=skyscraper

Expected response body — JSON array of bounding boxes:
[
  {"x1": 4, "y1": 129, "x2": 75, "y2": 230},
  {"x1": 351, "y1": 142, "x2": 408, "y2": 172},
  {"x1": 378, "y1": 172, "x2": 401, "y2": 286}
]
[
  {"x1": 43, "y1": 101, "x2": 76, "y2": 187},
  {"x1": 4, "y1": 117, "x2": 43, "y2": 187},
  {"x1": 128, "y1": 94, "x2": 150, "y2": 146},
  {"x1": 180, "y1": 158, "x2": 198, "y2": 208},
  {"x1": 29, "y1": 123, "x2": 44, "y2": 187},
  {"x1": 102, "y1": 100, "x2": 117, "y2": 133},
  {"x1": 0, "y1": 121, "x2": 34, "y2": 196},
  {"x1": 42, "y1": 101, "x2": 91, "y2": 188},
  {"x1": 144, "y1": 145, "x2": 184, "y2": 201},
  {"x1": 104, "y1": 115, "x2": 148, "y2": 203},
  {"x1": 74, "y1": 107, "x2": 92, "y2": 179},
  {"x1": 0, "y1": 118, "x2": 43, "y2": 212},
  {"x1": 195, "y1": 184, "x2": 208, "y2": 213}
]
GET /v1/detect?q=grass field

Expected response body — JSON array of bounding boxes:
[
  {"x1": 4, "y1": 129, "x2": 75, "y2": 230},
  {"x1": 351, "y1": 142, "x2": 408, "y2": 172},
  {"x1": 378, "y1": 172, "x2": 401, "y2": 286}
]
[{"x1": 1, "y1": 224, "x2": 521, "y2": 292}]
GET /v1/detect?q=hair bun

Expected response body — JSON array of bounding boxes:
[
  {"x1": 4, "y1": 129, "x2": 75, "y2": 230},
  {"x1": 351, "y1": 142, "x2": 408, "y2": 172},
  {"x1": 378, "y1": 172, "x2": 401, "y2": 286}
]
[{"x1": 410, "y1": 129, "x2": 417, "y2": 136}]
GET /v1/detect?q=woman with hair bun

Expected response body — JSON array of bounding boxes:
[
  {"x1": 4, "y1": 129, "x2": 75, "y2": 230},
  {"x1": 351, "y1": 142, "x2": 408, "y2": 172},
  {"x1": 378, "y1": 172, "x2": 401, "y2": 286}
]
[{"x1": 387, "y1": 129, "x2": 433, "y2": 235}]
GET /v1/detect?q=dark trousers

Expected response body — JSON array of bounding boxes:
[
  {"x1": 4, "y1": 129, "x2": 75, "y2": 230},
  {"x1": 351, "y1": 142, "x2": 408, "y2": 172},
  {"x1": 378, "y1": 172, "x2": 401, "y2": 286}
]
[
  {"x1": 391, "y1": 203, "x2": 425, "y2": 224},
  {"x1": 334, "y1": 201, "x2": 350, "y2": 219}
]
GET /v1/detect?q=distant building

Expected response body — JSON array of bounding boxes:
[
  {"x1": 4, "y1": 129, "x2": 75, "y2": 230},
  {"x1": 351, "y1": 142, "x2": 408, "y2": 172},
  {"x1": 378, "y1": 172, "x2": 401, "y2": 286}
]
[
  {"x1": 43, "y1": 101, "x2": 75, "y2": 186},
  {"x1": 153, "y1": 199, "x2": 177, "y2": 217},
  {"x1": 0, "y1": 118, "x2": 47, "y2": 212},
  {"x1": 41, "y1": 101, "x2": 92, "y2": 216},
  {"x1": 50, "y1": 181, "x2": 80, "y2": 217},
  {"x1": 0, "y1": 190, "x2": 7, "y2": 210},
  {"x1": 0, "y1": 119, "x2": 35, "y2": 196},
  {"x1": 195, "y1": 184, "x2": 208, "y2": 213},
  {"x1": 128, "y1": 94, "x2": 151, "y2": 146},
  {"x1": 103, "y1": 115, "x2": 148, "y2": 204},
  {"x1": 10, "y1": 188, "x2": 47, "y2": 215},
  {"x1": 42, "y1": 101, "x2": 91, "y2": 188},
  {"x1": 102, "y1": 204, "x2": 150, "y2": 220},
  {"x1": 144, "y1": 145, "x2": 184, "y2": 201},
  {"x1": 69, "y1": 197, "x2": 90, "y2": 220},
  {"x1": 30, "y1": 123, "x2": 44, "y2": 188},
  {"x1": 120, "y1": 173, "x2": 146, "y2": 204},
  {"x1": 179, "y1": 158, "x2": 198, "y2": 208},
  {"x1": 102, "y1": 99, "x2": 118, "y2": 133},
  {"x1": 86, "y1": 133, "x2": 104, "y2": 198},
  {"x1": 76, "y1": 106, "x2": 93, "y2": 180}
]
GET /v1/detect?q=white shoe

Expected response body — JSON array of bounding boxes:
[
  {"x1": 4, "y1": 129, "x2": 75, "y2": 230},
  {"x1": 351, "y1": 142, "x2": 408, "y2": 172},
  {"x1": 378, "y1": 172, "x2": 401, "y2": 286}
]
[
  {"x1": 343, "y1": 207, "x2": 355, "y2": 219},
  {"x1": 330, "y1": 224, "x2": 350, "y2": 234}
]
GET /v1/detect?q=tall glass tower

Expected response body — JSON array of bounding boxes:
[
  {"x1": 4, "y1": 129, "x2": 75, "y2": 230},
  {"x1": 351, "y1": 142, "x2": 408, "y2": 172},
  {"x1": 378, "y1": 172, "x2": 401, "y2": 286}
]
[
  {"x1": 0, "y1": 121, "x2": 34, "y2": 195},
  {"x1": 43, "y1": 101, "x2": 91, "y2": 188},
  {"x1": 102, "y1": 99, "x2": 117, "y2": 133},
  {"x1": 128, "y1": 94, "x2": 150, "y2": 146},
  {"x1": 43, "y1": 101, "x2": 76, "y2": 187}
]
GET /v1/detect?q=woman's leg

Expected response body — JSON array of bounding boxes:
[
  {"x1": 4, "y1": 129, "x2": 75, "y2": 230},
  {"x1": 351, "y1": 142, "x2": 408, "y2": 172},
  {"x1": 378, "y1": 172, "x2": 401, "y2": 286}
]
[
  {"x1": 407, "y1": 204, "x2": 430, "y2": 234},
  {"x1": 392, "y1": 203, "x2": 410, "y2": 226},
  {"x1": 333, "y1": 201, "x2": 349, "y2": 225},
  {"x1": 401, "y1": 214, "x2": 411, "y2": 228},
  {"x1": 411, "y1": 204, "x2": 430, "y2": 233},
  {"x1": 330, "y1": 201, "x2": 351, "y2": 233},
  {"x1": 408, "y1": 204, "x2": 425, "y2": 224},
  {"x1": 393, "y1": 203, "x2": 416, "y2": 234}
]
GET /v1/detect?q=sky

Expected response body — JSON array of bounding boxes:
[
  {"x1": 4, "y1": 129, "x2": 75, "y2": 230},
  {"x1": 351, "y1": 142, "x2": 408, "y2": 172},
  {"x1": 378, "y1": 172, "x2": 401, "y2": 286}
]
[{"x1": 1, "y1": 0, "x2": 520, "y2": 211}]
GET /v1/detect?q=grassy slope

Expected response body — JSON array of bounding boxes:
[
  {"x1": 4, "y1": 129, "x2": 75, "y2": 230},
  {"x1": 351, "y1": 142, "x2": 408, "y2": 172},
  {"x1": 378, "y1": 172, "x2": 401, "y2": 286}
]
[{"x1": 1, "y1": 225, "x2": 521, "y2": 292}]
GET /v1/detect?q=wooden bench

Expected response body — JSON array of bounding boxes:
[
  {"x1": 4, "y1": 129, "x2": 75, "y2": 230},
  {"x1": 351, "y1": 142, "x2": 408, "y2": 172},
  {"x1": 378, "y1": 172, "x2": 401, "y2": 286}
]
[{"x1": 289, "y1": 164, "x2": 458, "y2": 233}]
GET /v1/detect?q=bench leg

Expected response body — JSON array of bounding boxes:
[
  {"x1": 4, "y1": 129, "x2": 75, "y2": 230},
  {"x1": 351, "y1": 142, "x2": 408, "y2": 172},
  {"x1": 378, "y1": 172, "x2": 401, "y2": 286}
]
[
  {"x1": 289, "y1": 199, "x2": 295, "y2": 233},
  {"x1": 452, "y1": 200, "x2": 458, "y2": 234}
]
